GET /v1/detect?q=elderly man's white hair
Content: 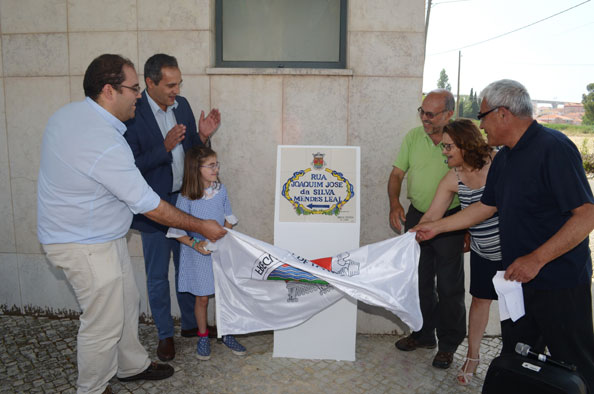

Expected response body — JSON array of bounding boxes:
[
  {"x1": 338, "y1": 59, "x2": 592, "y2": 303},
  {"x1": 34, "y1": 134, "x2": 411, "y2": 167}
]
[{"x1": 479, "y1": 79, "x2": 533, "y2": 118}]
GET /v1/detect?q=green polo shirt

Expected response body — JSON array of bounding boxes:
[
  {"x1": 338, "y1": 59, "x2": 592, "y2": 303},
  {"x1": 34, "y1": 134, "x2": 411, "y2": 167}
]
[{"x1": 393, "y1": 126, "x2": 459, "y2": 213}]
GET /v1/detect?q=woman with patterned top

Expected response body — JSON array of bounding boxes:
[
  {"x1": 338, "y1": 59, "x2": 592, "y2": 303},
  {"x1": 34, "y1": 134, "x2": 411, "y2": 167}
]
[
  {"x1": 415, "y1": 119, "x2": 502, "y2": 385},
  {"x1": 167, "y1": 146, "x2": 246, "y2": 360}
]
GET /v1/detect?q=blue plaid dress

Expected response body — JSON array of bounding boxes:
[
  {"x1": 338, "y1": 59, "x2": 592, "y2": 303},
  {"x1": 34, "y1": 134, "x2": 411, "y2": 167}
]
[{"x1": 176, "y1": 183, "x2": 234, "y2": 296}]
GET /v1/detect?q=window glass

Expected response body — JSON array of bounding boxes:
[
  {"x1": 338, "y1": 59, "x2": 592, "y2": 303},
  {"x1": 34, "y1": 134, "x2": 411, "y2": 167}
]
[{"x1": 216, "y1": 0, "x2": 346, "y2": 68}]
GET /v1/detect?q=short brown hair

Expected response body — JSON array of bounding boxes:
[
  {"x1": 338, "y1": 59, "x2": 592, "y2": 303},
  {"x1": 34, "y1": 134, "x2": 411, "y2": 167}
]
[
  {"x1": 443, "y1": 118, "x2": 492, "y2": 170},
  {"x1": 181, "y1": 146, "x2": 218, "y2": 200},
  {"x1": 144, "y1": 54, "x2": 178, "y2": 85},
  {"x1": 83, "y1": 54, "x2": 135, "y2": 101}
]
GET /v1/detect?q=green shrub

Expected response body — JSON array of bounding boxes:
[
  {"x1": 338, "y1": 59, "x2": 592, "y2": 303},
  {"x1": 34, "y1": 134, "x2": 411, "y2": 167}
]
[
  {"x1": 579, "y1": 139, "x2": 594, "y2": 175},
  {"x1": 548, "y1": 123, "x2": 594, "y2": 134}
]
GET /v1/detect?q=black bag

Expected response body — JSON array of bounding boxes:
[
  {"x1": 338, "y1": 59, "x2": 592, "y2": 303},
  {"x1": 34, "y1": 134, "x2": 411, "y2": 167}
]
[{"x1": 482, "y1": 353, "x2": 588, "y2": 394}]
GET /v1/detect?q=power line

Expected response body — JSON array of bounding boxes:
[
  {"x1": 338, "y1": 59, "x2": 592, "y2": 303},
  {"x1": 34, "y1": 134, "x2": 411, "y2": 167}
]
[
  {"x1": 505, "y1": 63, "x2": 594, "y2": 67},
  {"x1": 432, "y1": 0, "x2": 472, "y2": 6},
  {"x1": 429, "y1": 0, "x2": 591, "y2": 56}
]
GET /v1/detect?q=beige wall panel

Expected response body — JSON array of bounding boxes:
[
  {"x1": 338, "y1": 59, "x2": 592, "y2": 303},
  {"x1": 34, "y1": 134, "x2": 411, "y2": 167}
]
[
  {"x1": 5, "y1": 77, "x2": 70, "y2": 180},
  {"x1": 282, "y1": 76, "x2": 349, "y2": 146},
  {"x1": 0, "y1": 254, "x2": 20, "y2": 310},
  {"x1": 0, "y1": 37, "x2": 3, "y2": 76},
  {"x1": 0, "y1": 81, "x2": 16, "y2": 253},
  {"x1": 69, "y1": 76, "x2": 85, "y2": 102},
  {"x1": 138, "y1": 0, "x2": 210, "y2": 31},
  {"x1": 68, "y1": 0, "x2": 137, "y2": 32},
  {"x1": 6, "y1": 77, "x2": 69, "y2": 254},
  {"x1": 0, "y1": 0, "x2": 67, "y2": 34},
  {"x1": 349, "y1": 0, "x2": 424, "y2": 32},
  {"x1": 178, "y1": 75, "x2": 211, "y2": 119},
  {"x1": 68, "y1": 32, "x2": 138, "y2": 76},
  {"x1": 19, "y1": 254, "x2": 79, "y2": 313},
  {"x1": 349, "y1": 76, "x2": 422, "y2": 244},
  {"x1": 139, "y1": 31, "x2": 210, "y2": 75},
  {"x1": 349, "y1": 32, "x2": 425, "y2": 77},
  {"x1": 12, "y1": 178, "x2": 41, "y2": 254},
  {"x1": 2, "y1": 34, "x2": 68, "y2": 77},
  {"x1": 210, "y1": 75, "x2": 283, "y2": 243}
]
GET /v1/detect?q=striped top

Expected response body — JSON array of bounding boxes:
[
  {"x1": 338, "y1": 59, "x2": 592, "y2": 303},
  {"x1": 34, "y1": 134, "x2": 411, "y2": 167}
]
[{"x1": 457, "y1": 177, "x2": 502, "y2": 262}]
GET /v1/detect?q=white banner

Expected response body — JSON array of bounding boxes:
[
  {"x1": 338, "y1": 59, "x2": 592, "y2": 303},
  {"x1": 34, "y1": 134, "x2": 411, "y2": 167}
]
[{"x1": 212, "y1": 230, "x2": 422, "y2": 336}]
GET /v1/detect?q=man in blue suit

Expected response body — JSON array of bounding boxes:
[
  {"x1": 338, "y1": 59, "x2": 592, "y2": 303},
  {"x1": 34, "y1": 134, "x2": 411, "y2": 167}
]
[{"x1": 124, "y1": 54, "x2": 221, "y2": 362}]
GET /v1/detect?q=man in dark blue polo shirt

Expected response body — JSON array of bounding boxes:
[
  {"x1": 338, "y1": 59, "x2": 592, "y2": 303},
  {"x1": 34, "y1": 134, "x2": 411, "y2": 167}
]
[{"x1": 413, "y1": 79, "x2": 594, "y2": 392}]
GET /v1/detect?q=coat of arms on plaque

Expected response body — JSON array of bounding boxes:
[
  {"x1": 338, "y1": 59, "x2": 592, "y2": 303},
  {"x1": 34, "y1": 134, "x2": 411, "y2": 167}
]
[
  {"x1": 312, "y1": 152, "x2": 325, "y2": 170},
  {"x1": 281, "y1": 152, "x2": 354, "y2": 216}
]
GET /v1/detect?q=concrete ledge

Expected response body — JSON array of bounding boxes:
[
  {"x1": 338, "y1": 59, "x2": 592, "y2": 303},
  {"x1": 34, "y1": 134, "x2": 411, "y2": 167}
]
[{"x1": 207, "y1": 67, "x2": 354, "y2": 76}]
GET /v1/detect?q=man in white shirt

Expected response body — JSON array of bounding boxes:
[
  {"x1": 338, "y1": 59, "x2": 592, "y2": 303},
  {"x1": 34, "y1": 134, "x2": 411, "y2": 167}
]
[{"x1": 37, "y1": 54, "x2": 226, "y2": 394}]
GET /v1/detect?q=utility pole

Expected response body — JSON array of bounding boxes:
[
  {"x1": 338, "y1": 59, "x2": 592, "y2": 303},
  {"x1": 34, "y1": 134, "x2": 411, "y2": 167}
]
[
  {"x1": 456, "y1": 51, "x2": 461, "y2": 118},
  {"x1": 424, "y1": 0, "x2": 432, "y2": 58}
]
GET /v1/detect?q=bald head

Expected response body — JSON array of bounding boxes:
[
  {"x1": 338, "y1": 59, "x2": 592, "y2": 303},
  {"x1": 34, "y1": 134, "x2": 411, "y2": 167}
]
[
  {"x1": 419, "y1": 89, "x2": 455, "y2": 136},
  {"x1": 427, "y1": 89, "x2": 455, "y2": 112}
]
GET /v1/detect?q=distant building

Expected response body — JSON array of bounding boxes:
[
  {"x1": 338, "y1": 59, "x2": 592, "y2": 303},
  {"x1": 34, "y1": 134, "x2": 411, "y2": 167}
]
[
  {"x1": 562, "y1": 103, "x2": 585, "y2": 115},
  {"x1": 534, "y1": 101, "x2": 584, "y2": 125}
]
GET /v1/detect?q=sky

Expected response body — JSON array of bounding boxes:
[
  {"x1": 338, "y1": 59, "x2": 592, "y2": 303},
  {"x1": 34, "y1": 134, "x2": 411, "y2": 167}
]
[{"x1": 422, "y1": 0, "x2": 594, "y2": 103}]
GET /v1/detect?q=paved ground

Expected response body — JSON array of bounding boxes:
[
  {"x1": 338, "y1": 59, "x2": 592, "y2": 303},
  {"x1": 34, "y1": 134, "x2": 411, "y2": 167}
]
[{"x1": 0, "y1": 315, "x2": 502, "y2": 393}]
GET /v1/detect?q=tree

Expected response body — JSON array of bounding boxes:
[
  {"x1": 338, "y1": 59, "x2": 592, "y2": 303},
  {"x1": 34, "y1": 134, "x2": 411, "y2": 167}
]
[
  {"x1": 458, "y1": 97, "x2": 466, "y2": 118},
  {"x1": 470, "y1": 88, "x2": 480, "y2": 119},
  {"x1": 437, "y1": 69, "x2": 451, "y2": 91},
  {"x1": 582, "y1": 83, "x2": 594, "y2": 125},
  {"x1": 459, "y1": 89, "x2": 480, "y2": 119}
]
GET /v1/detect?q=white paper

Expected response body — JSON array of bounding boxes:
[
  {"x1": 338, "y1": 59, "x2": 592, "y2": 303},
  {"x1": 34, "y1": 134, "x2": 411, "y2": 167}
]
[
  {"x1": 492, "y1": 271, "x2": 525, "y2": 322},
  {"x1": 165, "y1": 227, "x2": 187, "y2": 238}
]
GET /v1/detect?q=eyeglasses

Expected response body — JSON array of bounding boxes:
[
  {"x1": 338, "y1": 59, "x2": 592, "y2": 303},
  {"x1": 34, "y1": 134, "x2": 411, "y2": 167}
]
[
  {"x1": 417, "y1": 107, "x2": 447, "y2": 120},
  {"x1": 440, "y1": 142, "x2": 455, "y2": 152},
  {"x1": 119, "y1": 84, "x2": 141, "y2": 94},
  {"x1": 200, "y1": 162, "x2": 220, "y2": 170},
  {"x1": 477, "y1": 106, "x2": 506, "y2": 120}
]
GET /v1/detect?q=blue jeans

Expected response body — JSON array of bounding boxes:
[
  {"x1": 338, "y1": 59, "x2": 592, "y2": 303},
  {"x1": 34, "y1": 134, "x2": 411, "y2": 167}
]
[{"x1": 141, "y1": 231, "x2": 197, "y2": 339}]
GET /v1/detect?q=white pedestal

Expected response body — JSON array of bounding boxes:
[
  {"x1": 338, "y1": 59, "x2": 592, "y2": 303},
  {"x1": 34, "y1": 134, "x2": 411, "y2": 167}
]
[{"x1": 273, "y1": 145, "x2": 360, "y2": 361}]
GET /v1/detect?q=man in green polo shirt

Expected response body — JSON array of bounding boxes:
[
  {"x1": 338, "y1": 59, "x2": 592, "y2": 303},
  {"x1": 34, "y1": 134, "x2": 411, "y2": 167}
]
[{"x1": 388, "y1": 89, "x2": 465, "y2": 369}]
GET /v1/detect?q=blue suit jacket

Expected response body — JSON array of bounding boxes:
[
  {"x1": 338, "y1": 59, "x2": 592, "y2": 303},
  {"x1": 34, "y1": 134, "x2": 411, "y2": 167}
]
[{"x1": 124, "y1": 91, "x2": 204, "y2": 233}]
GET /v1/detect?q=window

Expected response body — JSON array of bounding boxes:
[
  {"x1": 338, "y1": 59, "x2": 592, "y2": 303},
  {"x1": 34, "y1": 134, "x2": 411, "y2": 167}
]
[{"x1": 215, "y1": 0, "x2": 347, "y2": 69}]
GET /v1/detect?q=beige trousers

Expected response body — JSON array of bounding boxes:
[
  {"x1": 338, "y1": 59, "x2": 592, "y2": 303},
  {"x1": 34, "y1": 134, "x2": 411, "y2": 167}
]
[{"x1": 43, "y1": 238, "x2": 150, "y2": 394}]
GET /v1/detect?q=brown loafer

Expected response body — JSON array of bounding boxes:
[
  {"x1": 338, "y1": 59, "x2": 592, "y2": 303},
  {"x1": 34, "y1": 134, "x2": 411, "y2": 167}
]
[
  {"x1": 395, "y1": 335, "x2": 437, "y2": 351},
  {"x1": 432, "y1": 351, "x2": 454, "y2": 369},
  {"x1": 118, "y1": 361, "x2": 174, "y2": 382},
  {"x1": 157, "y1": 337, "x2": 175, "y2": 361}
]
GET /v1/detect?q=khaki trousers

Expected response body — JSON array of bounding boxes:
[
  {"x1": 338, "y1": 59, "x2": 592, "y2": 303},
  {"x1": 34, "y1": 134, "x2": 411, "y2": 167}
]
[{"x1": 43, "y1": 238, "x2": 150, "y2": 394}]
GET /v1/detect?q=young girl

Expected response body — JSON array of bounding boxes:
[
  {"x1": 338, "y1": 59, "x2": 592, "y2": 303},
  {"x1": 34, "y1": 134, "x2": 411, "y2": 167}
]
[{"x1": 171, "y1": 145, "x2": 246, "y2": 360}]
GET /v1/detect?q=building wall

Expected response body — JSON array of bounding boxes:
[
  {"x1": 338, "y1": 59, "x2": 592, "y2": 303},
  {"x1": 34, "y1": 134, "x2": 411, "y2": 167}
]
[{"x1": 0, "y1": 0, "x2": 489, "y2": 335}]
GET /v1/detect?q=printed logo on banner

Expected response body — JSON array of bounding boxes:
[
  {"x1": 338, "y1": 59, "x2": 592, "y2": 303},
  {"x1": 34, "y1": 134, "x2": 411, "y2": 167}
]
[
  {"x1": 286, "y1": 282, "x2": 334, "y2": 303},
  {"x1": 251, "y1": 253, "x2": 284, "y2": 280},
  {"x1": 282, "y1": 152, "x2": 354, "y2": 216},
  {"x1": 284, "y1": 252, "x2": 363, "y2": 302},
  {"x1": 264, "y1": 252, "x2": 362, "y2": 303}
]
